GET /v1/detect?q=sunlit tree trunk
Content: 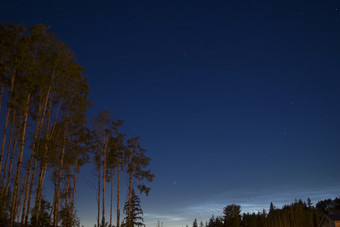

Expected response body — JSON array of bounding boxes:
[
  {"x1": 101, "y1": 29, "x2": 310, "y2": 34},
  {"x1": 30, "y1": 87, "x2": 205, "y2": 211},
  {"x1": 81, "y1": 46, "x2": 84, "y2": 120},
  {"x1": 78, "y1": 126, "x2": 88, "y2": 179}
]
[
  {"x1": 1, "y1": 110, "x2": 16, "y2": 186},
  {"x1": 92, "y1": 111, "x2": 114, "y2": 227},
  {"x1": 9, "y1": 94, "x2": 30, "y2": 226},
  {"x1": 24, "y1": 157, "x2": 37, "y2": 227},
  {"x1": 3, "y1": 121, "x2": 19, "y2": 211},
  {"x1": 127, "y1": 172, "x2": 133, "y2": 227},
  {"x1": 97, "y1": 165, "x2": 101, "y2": 227},
  {"x1": 20, "y1": 98, "x2": 43, "y2": 226},
  {"x1": 70, "y1": 151, "x2": 79, "y2": 227},
  {"x1": 110, "y1": 169, "x2": 113, "y2": 227},
  {"x1": 116, "y1": 163, "x2": 121, "y2": 227},
  {"x1": 102, "y1": 135, "x2": 108, "y2": 225},
  {"x1": 34, "y1": 160, "x2": 47, "y2": 224},
  {"x1": 29, "y1": 88, "x2": 53, "y2": 227},
  {"x1": 51, "y1": 170, "x2": 58, "y2": 224},
  {"x1": 0, "y1": 107, "x2": 11, "y2": 179},
  {"x1": 20, "y1": 171, "x2": 30, "y2": 226},
  {"x1": 16, "y1": 173, "x2": 28, "y2": 224},
  {"x1": 63, "y1": 165, "x2": 71, "y2": 226},
  {"x1": 53, "y1": 124, "x2": 67, "y2": 227},
  {"x1": 0, "y1": 84, "x2": 4, "y2": 117},
  {"x1": 33, "y1": 96, "x2": 55, "y2": 224}
]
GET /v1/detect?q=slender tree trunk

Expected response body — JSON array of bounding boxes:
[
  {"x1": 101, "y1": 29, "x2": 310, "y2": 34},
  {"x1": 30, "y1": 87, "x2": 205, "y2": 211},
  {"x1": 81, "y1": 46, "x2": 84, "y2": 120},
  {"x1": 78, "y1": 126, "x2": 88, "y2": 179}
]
[
  {"x1": 9, "y1": 94, "x2": 30, "y2": 226},
  {"x1": 20, "y1": 174, "x2": 29, "y2": 227},
  {"x1": 102, "y1": 135, "x2": 108, "y2": 225},
  {"x1": 3, "y1": 123, "x2": 19, "y2": 210},
  {"x1": 25, "y1": 91, "x2": 50, "y2": 227},
  {"x1": 33, "y1": 160, "x2": 46, "y2": 224},
  {"x1": 97, "y1": 165, "x2": 101, "y2": 227},
  {"x1": 64, "y1": 165, "x2": 71, "y2": 226},
  {"x1": 53, "y1": 126, "x2": 67, "y2": 227},
  {"x1": 33, "y1": 96, "x2": 61, "y2": 225},
  {"x1": 16, "y1": 173, "x2": 28, "y2": 224},
  {"x1": 116, "y1": 164, "x2": 120, "y2": 227},
  {"x1": 20, "y1": 101, "x2": 43, "y2": 226},
  {"x1": 51, "y1": 170, "x2": 58, "y2": 225},
  {"x1": 70, "y1": 153, "x2": 79, "y2": 227},
  {"x1": 24, "y1": 86, "x2": 51, "y2": 227},
  {"x1": 0, "y1": 84, "x2": 4, "y2": 118},
  {"x1": 33, "y1": 96, "x2": 54, "y2": 224},
  {"x1": 110, "y1": 169, "x2": 113, "y2": 227},
  {"x1": 1, "y1": 110, "x2": 16, "y2": 186},
  {"x1": 128, "y1": 172, "x2": 133, "y2": 227},
  {"x1": 0, "y1": 108, "x2": 11, "y2": 177},
  {"x1": 24, "y1": 158, "x2": 37, "y2": 227}
]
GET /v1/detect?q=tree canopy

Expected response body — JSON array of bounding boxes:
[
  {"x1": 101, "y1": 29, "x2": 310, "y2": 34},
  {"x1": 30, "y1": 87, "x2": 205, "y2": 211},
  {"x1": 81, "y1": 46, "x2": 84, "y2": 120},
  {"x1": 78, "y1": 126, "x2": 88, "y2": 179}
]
[{"x1": 0, "y1": 23, "x2": 153, "y2": 227}]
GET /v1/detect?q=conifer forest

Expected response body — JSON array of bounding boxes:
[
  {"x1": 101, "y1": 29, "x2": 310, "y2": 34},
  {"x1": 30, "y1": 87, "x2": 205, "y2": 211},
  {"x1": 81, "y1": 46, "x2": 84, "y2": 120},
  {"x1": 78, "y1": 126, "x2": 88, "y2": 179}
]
[{"x1": 190, "y1": 197, "x2": 340, "y2": 227}]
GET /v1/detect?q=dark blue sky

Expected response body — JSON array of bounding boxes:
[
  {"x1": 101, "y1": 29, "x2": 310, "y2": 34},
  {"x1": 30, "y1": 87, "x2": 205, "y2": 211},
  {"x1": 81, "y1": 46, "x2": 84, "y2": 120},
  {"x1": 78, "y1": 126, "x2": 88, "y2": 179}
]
[{"x1": 1, "y1": 1, "x2": 340, "y2": 226}]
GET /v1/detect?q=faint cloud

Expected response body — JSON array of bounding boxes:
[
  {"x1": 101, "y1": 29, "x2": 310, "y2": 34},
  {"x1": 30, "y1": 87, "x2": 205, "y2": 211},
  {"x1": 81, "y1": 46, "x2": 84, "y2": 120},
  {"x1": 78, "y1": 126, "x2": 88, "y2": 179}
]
[
  {"x1": 144, "y1": 212, "x2": 186, "y2": 222},
  {"x1": 144, "y1": 186, "x2": 340, "y2": 227},
  {"x1": 185, "y1": 203, "x2": 223, "y2": 216},
  {"x1": 183, "y1": 185, "x2": 340, "y2": 217}
]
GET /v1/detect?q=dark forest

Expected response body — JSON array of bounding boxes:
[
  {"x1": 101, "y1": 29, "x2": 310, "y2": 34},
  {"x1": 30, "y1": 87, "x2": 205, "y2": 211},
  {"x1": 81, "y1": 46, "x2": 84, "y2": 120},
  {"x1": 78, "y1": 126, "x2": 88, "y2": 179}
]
[{"x1": 190, "y1": 197, "x2": 340, "y2": 227}]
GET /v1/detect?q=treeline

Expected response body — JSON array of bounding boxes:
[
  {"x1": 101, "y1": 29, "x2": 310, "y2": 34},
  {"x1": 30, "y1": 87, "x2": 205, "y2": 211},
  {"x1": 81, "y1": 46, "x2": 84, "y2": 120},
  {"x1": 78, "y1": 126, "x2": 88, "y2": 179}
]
[
  {"x1": 0, "y1": 23, "x2": 153, "y2": 227},
  {"x1": 190, "y1": 197, "x2": 340, "y2": 227}
]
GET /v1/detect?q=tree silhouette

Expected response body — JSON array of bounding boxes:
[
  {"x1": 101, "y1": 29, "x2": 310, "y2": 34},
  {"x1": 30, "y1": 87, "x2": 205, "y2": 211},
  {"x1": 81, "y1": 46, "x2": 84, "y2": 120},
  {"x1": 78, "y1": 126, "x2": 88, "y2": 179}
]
[
  {"x1": 122, "y1": 189, "x2": 144, "y2": 227},
  {"x1": 223, "y1": 204, "x2": 241, "y2": 227},
  {"x1": 125, "y1": 137, "x2": 154, "y2": 225},
  {"x1": 193, "y1": 218, "x2": 198, "y2": 227},
  {"x1": 0, "y1": 23, "x2": 154, "y2": 227}
]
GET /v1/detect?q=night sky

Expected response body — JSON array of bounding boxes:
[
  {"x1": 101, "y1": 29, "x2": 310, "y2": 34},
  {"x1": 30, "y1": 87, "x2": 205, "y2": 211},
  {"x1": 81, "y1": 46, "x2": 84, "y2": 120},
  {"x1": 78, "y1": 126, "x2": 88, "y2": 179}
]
[{"x1": 1, "y1": 1, "x2": 340, "y2": 226}]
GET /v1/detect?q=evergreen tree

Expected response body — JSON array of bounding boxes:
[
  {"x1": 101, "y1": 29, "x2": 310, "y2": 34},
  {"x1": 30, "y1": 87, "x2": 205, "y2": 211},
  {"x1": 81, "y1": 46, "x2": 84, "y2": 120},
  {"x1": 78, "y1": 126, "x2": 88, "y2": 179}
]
[
  {"x1": 30, "y1": 199, "x2": 52, "y2": 227},
  {"x1": 208, "y1": 215, "x2": 215, "y2": 227},
  {"x1": 199, "y1": 220, "x2": 204, "y2": 227},
  {"x1": 215, "y1": 216, "x2": 223, "y2": 227},
  {"x1": 122, "y1": 189, "x2": 144, "y2": 227},
  {"x1": 193, "y1": 219, "x2": 198, "y2": 227},
  {"x1": 125, "y1": 137, "x2": 154, "y2": 225},
  {"x1": 223, "y1": 204, "x2": 241, "y2": 227},
  {"x1": 0, "y1": 187, "x2": 10, "y2": 225},
  {"x1": 59, "y1": 205, "x2": 81, "y2": 227}
]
